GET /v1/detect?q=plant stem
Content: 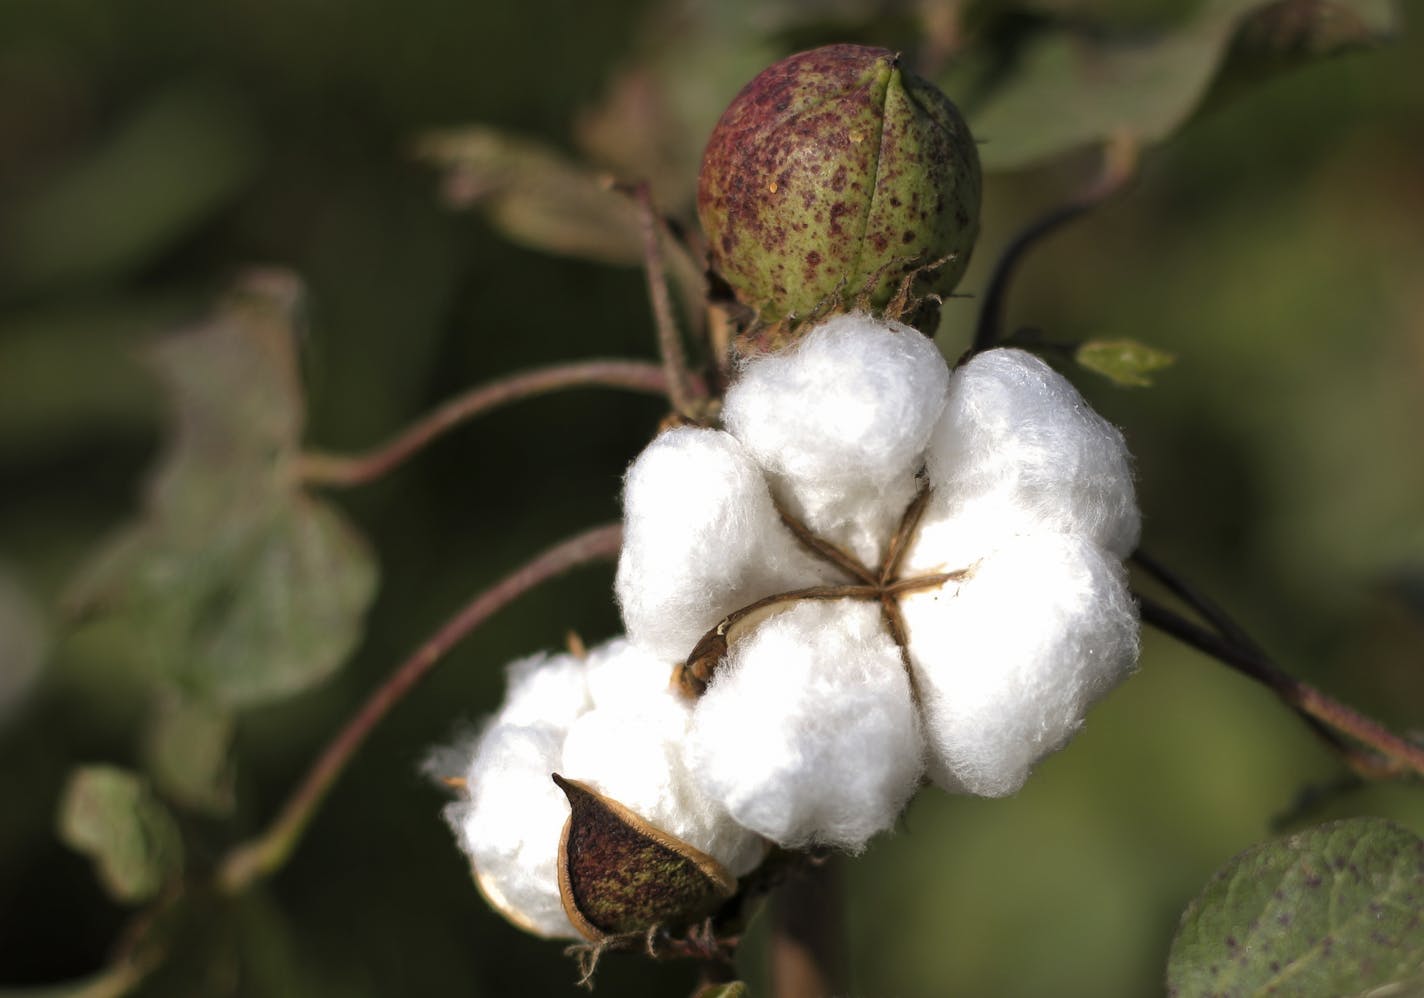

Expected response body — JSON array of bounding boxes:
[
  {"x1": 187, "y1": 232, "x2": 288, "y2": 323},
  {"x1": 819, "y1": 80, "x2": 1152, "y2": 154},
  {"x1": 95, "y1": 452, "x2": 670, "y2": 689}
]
[
  {"x1": 1127, "y1": 549, "x2": 1372, "y2": 757},
  {"x1": 630, "y1": 181, "x2": 702, "y2": 418},
  {"x1": 216, "y1": 523, "x2": 624, "y2": 894},
  {"x1": 296, "y1": 361, "x2": 671, "y2": 487},
  {"x1": 972, "y1": 133, "x2": 1138, "y2": 354},
  {"x1": 1137, "y1": 595, "x2": 1424, "y2": 778}
]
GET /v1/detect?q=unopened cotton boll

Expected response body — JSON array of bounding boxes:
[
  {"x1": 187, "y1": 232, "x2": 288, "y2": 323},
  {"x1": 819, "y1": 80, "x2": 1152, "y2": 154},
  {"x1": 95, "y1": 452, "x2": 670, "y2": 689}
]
[
  {"x1": 722, "y1": 313, "x2": 950, "y2": 566},
  {"x1": 686, "y1": 599, "x2": 924, "y2": 851},
  {"x1": 900, "y1": 532, "x2": 1139, "y2": 797},
  {"x1": 445, "y1": 722, "x2": 577, "y2": 938},
  {"x1": 921, "y1": 348, "x2": 1140, "y2": 560},
  {"x1": 616, "y1": 426, "x2": 831, "y2": 661}
]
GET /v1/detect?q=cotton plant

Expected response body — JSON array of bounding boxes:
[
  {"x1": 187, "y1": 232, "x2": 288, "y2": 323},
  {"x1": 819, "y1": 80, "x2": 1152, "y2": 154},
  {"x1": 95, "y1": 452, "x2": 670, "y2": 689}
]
[
  {"x1": 430, "y1": 42, "x2": 1144, "y2": 952},
  {"x1": 437, "y1": 307, "x2": 1141, "y2": 946},
  {"x1": 423, "y1": 40, "x2": 1420, "y2": 993}
]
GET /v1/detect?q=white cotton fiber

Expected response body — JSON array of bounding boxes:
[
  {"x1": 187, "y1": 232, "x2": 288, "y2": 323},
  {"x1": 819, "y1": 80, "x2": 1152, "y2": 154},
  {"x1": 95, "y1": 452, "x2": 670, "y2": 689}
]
[
  {"x1": 562, "y1": 684, "x2": 765, "y2": 877},
  {"x1": 498, "y1": 650, "x2": 590, "y2": 729},
  {"x1": 920, "y1": 349, "x2": 1139, "y2": 561},
  {"x1": 582, "y1": 636, "x2": 676, "y2": 709},
  {"x1": 901, "y1": 532, "x2": 1139, "y2": 798},
  {"x1": 445, "y1": 721, "x2": 577, "y2": 938},
  {"x1": 616, "y1": 426, "x2": 832, "y2": 662},
  {"x1": 686, "y1": 599, "x2": 925, "y2": 851},
  {"x1": 722, "y1": 314, "x2": 951, "y2": 566}
]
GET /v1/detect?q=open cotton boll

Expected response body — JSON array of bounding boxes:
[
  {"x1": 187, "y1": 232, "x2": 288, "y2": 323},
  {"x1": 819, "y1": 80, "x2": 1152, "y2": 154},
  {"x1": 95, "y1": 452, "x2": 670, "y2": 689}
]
[
  {"x1": 583, "y1": 636, "x2": 676, "y2": 710},
  {"x1": 900, "y1": 532, "x2": 1139, "y2": 798},
  {"x1": 445, "y1": 722, "x2": 577, "y2": 938},
  {"x1": 722, "y1": 313, "x2": 950, "y2": 566},
  {"x1": 498, "y1": 650, "x2": 590, "y2": 729},
  {"x1": 686, "y1": 599, "x2": 924, "y2": 851},
  {"x1": 562, "y1": 690, "x2": 766, "y2": 877},
  {"x1": 923, "y1": 348, "x2": 1140, "y2": 559},
  {"x1": 616, "y1": 426, "x2": 831, "y2": 661}
]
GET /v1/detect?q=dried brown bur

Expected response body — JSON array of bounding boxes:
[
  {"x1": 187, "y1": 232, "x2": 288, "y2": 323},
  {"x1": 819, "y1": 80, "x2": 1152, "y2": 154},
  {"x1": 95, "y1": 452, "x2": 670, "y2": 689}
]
[{"x1": 554, "y1": 774, "x2": 737, "y2": 941}]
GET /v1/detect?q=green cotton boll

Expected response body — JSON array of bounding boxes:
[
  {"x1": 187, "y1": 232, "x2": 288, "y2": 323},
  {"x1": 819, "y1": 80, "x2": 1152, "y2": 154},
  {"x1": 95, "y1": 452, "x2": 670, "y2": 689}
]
[{"x1": 697, "y1": 44, "x2": 981, "y2": 345}]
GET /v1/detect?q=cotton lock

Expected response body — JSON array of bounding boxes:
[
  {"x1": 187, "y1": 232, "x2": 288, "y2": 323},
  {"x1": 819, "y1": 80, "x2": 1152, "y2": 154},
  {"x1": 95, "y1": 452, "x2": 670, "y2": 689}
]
[
  {"x1": 432, "y1": 638, "x2": 765, "y2": 939},
  {"x1": 616, "y1": 313, "x2": 1140, "y2": 848}
]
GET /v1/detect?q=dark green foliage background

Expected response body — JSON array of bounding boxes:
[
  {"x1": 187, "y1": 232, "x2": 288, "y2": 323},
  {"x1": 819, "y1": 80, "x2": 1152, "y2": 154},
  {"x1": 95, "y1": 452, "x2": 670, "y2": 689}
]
[{"x1": 1, "y1": 1, "x2": 1421, "y2": 995}]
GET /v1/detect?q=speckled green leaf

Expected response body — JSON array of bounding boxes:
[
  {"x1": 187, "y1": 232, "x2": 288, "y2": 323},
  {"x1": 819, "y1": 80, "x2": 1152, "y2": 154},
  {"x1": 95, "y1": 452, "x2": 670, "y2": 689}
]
[
  {"x1": 955, "y1": 0, "x2": 1398, "y2": 171},
  {"x1": 1167, "y1": 818, "x2": 1424, "y2": 997},
  {"x1": 1076, "y1": 338, "x2": 1176, "y2": 387},
  {"x1": 64, "y1": 272, "x2": 378, "y2": 709},
  {"x1": 554, "y1": 774, "x2": 736, "y2": 940},
  {"x1": 415, "y1": 127, "x2": 643, "y2": 265},
  {"x1": 57, "y1": 766, "x2": 183, "y2": 904}
]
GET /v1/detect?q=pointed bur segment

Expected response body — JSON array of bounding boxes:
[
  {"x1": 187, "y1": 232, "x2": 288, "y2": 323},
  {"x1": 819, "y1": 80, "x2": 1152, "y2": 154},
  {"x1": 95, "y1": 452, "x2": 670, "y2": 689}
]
[{"x1": 554, "y1": 774, "x2": 737, "y2": 941}]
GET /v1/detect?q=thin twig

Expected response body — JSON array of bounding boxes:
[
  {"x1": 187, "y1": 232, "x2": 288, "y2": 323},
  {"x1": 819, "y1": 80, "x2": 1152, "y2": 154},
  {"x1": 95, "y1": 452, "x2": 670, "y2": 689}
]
[
  {"x1": 628, "y1": 181, "x2": 700, "y2": 418},
  {"x1": 972, "y1": 133, "x2": 1138, "y2": 354},
  {"x1": 1131, "y1": 549, "x2": 1263, "y2": 655},
  {"x1": 297, "y1": 361, "x2": 671, "y2": 487},
  {"x1": 1137, "y1": 595, "x2": 1424, "y2": 779},
  {"x1": 1131, "y1": 549, "x2": 1363, "y2": 758},
  {"x1": 216, "y1": 523, "x2": 624, "y2": 893}
]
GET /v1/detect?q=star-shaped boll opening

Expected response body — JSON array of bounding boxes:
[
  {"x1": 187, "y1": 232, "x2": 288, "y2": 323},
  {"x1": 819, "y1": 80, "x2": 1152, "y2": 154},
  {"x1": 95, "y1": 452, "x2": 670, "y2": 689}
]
[{"x1": 617, "y1": 313, "x2": 1141, "y2": 849}]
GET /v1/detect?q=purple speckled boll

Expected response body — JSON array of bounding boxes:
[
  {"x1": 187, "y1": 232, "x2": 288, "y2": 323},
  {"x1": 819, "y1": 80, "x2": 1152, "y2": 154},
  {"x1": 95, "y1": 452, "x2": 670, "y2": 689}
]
[{"x1": 697, "y1": 44, "x2": 981, "y2": 339}]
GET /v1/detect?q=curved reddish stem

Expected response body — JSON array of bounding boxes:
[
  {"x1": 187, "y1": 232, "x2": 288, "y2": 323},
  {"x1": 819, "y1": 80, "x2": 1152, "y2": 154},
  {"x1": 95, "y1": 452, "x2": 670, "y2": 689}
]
[
  {"x1": 217, "y1": 523, "x2": 624, "y2": 892},
  {"x1": 298, "y1": 361, "x2": 672, "y2": 487}
]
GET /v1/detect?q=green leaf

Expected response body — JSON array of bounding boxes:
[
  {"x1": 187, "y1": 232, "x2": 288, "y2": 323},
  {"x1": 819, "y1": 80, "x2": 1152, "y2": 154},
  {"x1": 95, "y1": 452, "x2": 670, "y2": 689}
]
[
  {"x1": 415, "y1": 127, "x2": 644, "y2": 265},
  {"x1": 1167, "y1": 818, "x2": 1424, "y2": 997},
  {"x1": 143, "y1": 694, "x2": 235, "y2": 816},
  {"x1": 954, "y1": 0, "x2": 1398, "y2": 171},
  {"x1": 1075, "y1": 337, "x2": 1176, "y2": 387},
  {"x1": 65, "y1": 272, "x2": 379, "y2": 709},
  {"x1": 57, "y1": 766, "x2": 183, "y2": 903}
]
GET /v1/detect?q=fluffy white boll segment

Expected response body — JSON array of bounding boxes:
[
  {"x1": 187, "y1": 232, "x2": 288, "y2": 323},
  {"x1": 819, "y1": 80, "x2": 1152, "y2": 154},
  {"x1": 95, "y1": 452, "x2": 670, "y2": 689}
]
[
  {"x1": 616, "y1": 426, "x2": 831, "y2": 661},
  {"x1": 912, "y1": 348, "x2": 1140, "y2": 570},
  {"x1": 685, "y1": 600, "x2": 925, "y2": 851},
  {"x1": 499, "y1": 651, "x2": 591, "y2": 729},
  {"x1": 440, "y1": 639, "x2": 764, "y2": 939},
  {"x1": 722, "y1": 313, "x2": 950, "y2": 566},
  {"x1": 901, "y1": 533, "x2": 1139, "y2": 797},
  {"x1": 444, "y1": 722, "x2": 574, "y2": 938}
]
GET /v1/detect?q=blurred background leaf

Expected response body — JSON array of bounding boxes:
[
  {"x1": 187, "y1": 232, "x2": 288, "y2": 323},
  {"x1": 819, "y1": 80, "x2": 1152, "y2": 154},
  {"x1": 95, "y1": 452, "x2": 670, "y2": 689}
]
[
  {"x1": 945, "y1": 0, "x2": 1399, "y2": 171},
  {"x1": 1075, "y1": 337, "x2": 1177, "y2": 386},
  {"x1": 63, "y1": 274, "x2": 378, "y2": 709},
  {"x1": 56, "y1": 766, "x2": 182, "y2": 904}
]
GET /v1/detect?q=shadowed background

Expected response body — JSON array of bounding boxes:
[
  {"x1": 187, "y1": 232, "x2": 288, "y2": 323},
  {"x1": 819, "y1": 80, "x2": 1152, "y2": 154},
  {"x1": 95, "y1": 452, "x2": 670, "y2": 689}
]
[{"x1": 1, "y1": 1, "x2": 1421, "y2": 995}]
